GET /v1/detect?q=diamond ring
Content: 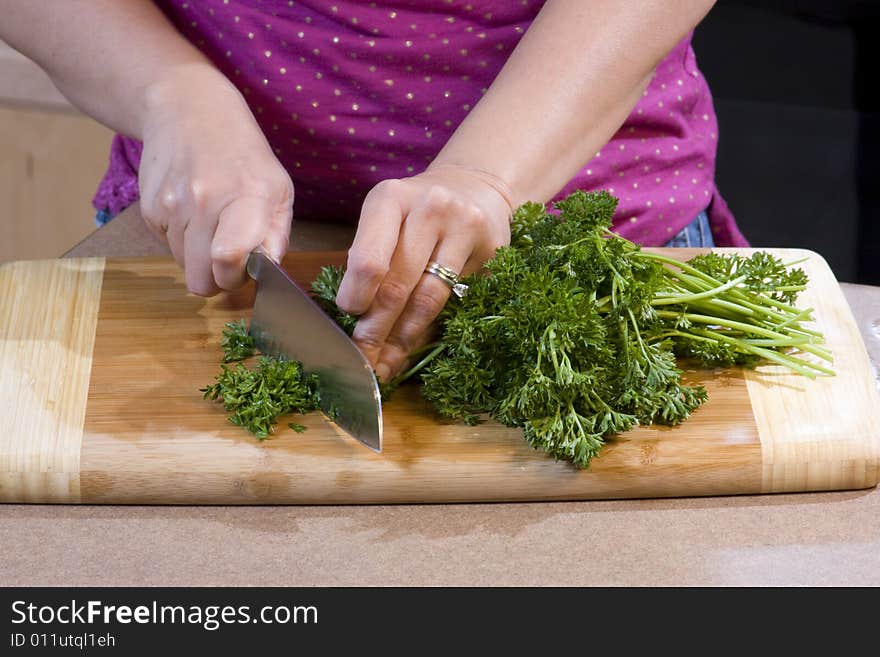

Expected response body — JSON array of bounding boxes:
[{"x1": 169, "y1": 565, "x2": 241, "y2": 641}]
[{"x1": 424, "y1": 261, "x2": 469, "y2": 298}]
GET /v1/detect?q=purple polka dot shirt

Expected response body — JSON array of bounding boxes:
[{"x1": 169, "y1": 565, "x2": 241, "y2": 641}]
[{"x1": 93, "y1": 0, "x2": 748, "y2": 247}]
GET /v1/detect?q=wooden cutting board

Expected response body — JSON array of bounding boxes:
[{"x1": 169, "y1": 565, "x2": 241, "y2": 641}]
[{"x1": 1, "y1": 249, "x2": 878, "y2": 504}]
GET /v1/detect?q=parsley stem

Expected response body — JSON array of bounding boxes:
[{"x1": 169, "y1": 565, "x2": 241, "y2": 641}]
[
  {"x1": 655, "y1": 310, "x2": 832, "y2": 364},
  {"x1": 687, "y1": 327, "x2": 834, "y2": 377},
  {"x1": 627, "y1": 308, "x2": 650, "y2": 361},
  {"x1": 651, "y1": 274, "x2": 748, "y2": 305},
  {"x1": 656, "y1": 310, "x2": 801, "y2": 343},
  {"x1": 406, "y1": 340, "x2": 442, "y2": 359},
  {"x1": 390, "y1": 342, "x2": 447, "y2": 387},
  {"x1": 637, "y1": 251, "x2": 806, "y2": 315}
]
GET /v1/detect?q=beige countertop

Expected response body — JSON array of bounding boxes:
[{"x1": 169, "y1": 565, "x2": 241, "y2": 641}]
[{"x1": 2, "y1": 206, "x2": 879, "y2": 586}]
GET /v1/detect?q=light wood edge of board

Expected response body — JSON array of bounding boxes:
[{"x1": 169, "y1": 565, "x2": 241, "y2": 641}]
[
  {"x1": 0, "y1": 257, "x2": 105, "y2": 502},
  {"x1": 717, "y1": 248, "x2": 880, "y2": 493}
]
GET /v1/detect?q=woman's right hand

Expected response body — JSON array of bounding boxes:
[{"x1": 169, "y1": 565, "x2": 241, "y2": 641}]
[{"x1": 138, "y1": 64, "x2": 294, "y2": 296}]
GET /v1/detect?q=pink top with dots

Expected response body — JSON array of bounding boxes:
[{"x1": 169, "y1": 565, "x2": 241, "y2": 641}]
[{"x1": 93, "y1": 0, "x2": 748, "y2": 247}]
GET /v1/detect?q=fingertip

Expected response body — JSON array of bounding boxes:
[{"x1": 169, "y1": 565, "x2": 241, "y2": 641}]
[
  {"x1": 187, "y1": 278, "x2": 221, "y2": 297},
  {"x1": 336, "y1": 250, "x2": 391, "y2": 315},
  {"x1": 349, "y1": 319, "x2": 385, "y2": 368},
  {"x1": 334, "y1": 273, "x2": 367, "y2": 315},
  {"x1": 184, "y1": 247, "x2": 222, "y2": 296},
  {"x1": 374, "y1": 361, "x2": 391, "y2": 384},
  {"x1": 374, "y1": 346, "x2": 408, "y2": 383}
]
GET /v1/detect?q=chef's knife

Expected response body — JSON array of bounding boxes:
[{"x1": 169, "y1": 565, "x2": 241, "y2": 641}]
[{"x1": 246, "y1": 249, "x2": 382, "y2": 452}]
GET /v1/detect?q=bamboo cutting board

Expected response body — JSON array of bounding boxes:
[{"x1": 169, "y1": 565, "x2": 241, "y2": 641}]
[{"x1": 1, "y1": 249, "x2": 878, "y2": 504}]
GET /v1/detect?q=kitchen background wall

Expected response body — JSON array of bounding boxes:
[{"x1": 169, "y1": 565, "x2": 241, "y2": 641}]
[
  {"x1": 0, "y1": 40, "x2": 113, "y2": 265},
  {"x1": 1, "y1": 1, "x2": 878, "y2": 283},
  {"x1": 693, "y1": 0, "x2": 880, "y2": 285}
]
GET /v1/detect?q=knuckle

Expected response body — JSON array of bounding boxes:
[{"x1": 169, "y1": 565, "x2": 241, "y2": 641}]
[
  {"x1": 160, "y1": 188, "x2": 180, "y2": 214},
  {"x1": 279, "y1": 174, "x2": 295, "y2": 204},
  {"x1": 407, "y1": 287, "x2": 446, "y2": 319},
  {"x1": 422, "y1": 185, "x2": 454, "y2": 213},
  {"x1": 383, "y1": 332, "x2": 413, "y2": 356},
  {"x1": 479, "y1": 229, "x2": 511, "y2": 261},
  {"x1": 375, "y1": 278, "x2": 411, "y2": 309},
  {"x1": 346, "y1": 250, "x2": 388, "y2": 286},
  {"x1": 351, "y1": 324, "x2": 386, "y2": 352},
  {"x1": 211, "y1": 243, "x2": 245, "y2": 267},
  {"x1": 491, "y1": 234, "x2": 510, "y2": 251},
  {"x1": 384, "y1": 314, "x2": 431, "y2": 355},
  {"x1": 187, "y1": 179, "x2": 212, "y2": 211},
  {"x1": 245, "y1": 177, "x2": 275, "y2": 200},
  {"x1": 458, "y1": 203, "x2": 486, "y2": 231},
  {"x1": 371, "y1": 178, "x2": 402, "y2": 200},
  {"x1": 265, "y1": 168, "x2": 294, "y2": 198},
  {"x1": 233, "y1": 168, "x2": 278, "y2": 201}
]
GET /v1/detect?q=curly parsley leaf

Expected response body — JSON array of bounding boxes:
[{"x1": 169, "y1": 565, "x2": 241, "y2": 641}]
[
  {"x1": 310, "y1": 264, "x2": 358, "y2": 335},
  {"x1": 204, "y1": 318, "x2": 321, "y2": 439},
  {"x1": 219, "y1": 319, "x2": 257, "y2": 362}
]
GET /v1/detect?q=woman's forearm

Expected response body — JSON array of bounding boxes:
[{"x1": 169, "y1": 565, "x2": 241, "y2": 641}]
[
  {"x1": 0, "y1": 0, "x2": 222, "y2": 138},
  {"x1": 431, "y1": 0, "x2": 717, "y2": 207}
]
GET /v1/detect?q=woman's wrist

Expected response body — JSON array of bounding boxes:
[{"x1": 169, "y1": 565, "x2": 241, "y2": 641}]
[
  {"x1": 140, "y1": 62, "x2": 245, "y2": 139},
  {"x1": 425, "y1": 162, "x2": 516, "y2": 217}
]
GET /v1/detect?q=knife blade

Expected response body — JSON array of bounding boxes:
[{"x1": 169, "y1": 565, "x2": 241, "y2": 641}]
[{"x1": 246, "y1": 249, "x2": 382, "y2": 452}]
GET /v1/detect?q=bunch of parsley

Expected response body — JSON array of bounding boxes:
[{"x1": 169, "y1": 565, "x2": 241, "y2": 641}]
[{"x1": 315, "y1": 190, "x2": 832, "y2": 468}]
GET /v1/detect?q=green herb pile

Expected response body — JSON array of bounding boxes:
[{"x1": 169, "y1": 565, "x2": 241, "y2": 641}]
[
  {"x1": 201, "y1": 320, "x2": 319, "y2": 438},
  {"x1": 201, "y1": 190, "x2": 832, "y2": 466},
  {"x1": 316, "y1": 190, "x2": 833, "y2": 468}
]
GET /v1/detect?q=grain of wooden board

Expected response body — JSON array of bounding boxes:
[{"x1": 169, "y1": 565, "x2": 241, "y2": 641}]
[{"x1": 1, "y1": 249, "x2": 878, "y2": 504}]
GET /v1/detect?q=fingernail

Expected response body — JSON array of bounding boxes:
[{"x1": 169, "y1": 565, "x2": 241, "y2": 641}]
[{"x1": 374, "y1": 362, "x2": 391, "y2": 383}]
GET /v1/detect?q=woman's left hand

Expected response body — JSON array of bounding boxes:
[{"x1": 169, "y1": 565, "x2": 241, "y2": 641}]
[{"x1": 335, "y1": 165, "x2": 513, "y2": 382}]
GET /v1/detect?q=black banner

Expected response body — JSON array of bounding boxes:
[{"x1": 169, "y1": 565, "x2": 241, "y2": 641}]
[{"x1": 0, "y1": 586, "x2": 865, "y2": 652}]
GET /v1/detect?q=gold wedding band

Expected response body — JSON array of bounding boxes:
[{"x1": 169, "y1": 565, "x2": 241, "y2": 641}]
[{"x1": 425, "y1": 261, "x2": 469, "y2": 298}]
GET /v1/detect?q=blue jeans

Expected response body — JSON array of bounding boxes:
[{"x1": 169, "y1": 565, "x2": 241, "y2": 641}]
[
  {"x1": 663, "y1": 210, "x2": 714, "y2": 248},
  {"x1": 96, "y1": 207, "x2": 715, "y2": 247},
  {"x1": 95, "y1": 208, "x2": 114, "y2": 227}
]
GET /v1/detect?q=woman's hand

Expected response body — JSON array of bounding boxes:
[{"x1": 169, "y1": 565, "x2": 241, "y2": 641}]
[
  {"x1": 138, "y1": 65, "x2": 294, "y2": 296},
  {"x1": 335, "y1": 165, "x2": 513, "y2": 382}
]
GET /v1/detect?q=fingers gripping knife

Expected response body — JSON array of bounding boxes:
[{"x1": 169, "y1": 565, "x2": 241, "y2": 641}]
[{"x1": 245, "y1": 249, "x2": 383, "y2": 451}]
